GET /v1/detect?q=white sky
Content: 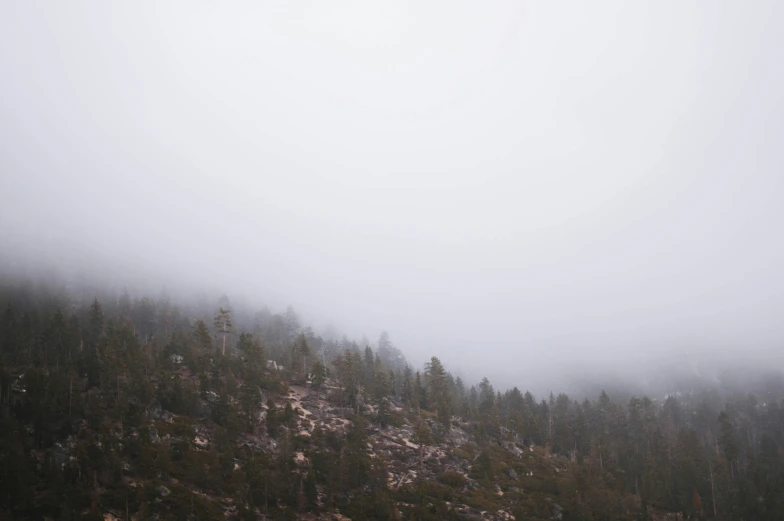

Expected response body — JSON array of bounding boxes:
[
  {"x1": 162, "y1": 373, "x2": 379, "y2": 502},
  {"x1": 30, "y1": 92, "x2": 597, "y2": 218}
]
[{"x1": 2, "y1": 1, "x2": 783, "y2": 390}]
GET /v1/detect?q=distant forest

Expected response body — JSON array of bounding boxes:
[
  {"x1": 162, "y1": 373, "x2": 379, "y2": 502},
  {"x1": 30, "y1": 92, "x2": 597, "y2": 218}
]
[{"x1": 1, "y1": 279, "x2": 783, "y2": 520}]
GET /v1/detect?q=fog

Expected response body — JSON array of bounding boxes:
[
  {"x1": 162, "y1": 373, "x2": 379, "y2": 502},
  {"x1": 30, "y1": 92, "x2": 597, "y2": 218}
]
[{"x1": 2, "y1": 1, "x2": 783, "y2": 395}]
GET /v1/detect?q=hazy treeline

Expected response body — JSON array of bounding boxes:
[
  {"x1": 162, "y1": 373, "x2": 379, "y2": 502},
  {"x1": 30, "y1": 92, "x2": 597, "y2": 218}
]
[{"x1": 1, "y1": 280, "x2": 784, "y2": 519}]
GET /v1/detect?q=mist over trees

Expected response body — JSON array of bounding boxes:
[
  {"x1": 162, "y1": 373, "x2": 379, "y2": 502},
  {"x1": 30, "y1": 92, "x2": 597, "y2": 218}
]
[
  {"x1": 2, "y1": 277, "x2": 784, "y2": 519},
  {"x1": 2, "y1": 1, "x2": 783, "y2": 519}
]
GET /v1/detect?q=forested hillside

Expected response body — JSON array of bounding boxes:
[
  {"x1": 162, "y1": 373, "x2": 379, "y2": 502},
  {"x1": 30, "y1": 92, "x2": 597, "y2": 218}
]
[{"x1": 1, "y1": 283, "x2": 783, "y2": 520}]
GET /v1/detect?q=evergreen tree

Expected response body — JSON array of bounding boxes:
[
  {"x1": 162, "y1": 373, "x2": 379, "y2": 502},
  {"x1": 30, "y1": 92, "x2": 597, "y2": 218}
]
[
  {"x1": 311, "y1": 359, "x2": 326, "y2": 389},
  {"x1": 237, "y1": 332, "x2": 265, "y2": 383},
  {"x1": 718, "y1": 410, "x2": 740, "y2": 480},
  {"x1": 88, "y1": 298, "x2": 104, "y2": 345},
  {"x1": 424, "y1": 356, "x2": 450, "y2": 426},
  {"x1": 213, "y1": 307, "x2": 234, "y2": 356},
  {"x1": 363, "y1": 346, "x2": 375, "y2": 386},
  {"x1": 240, "y1": 380, "x2": 262, "y2": 433},
  {"x1": 291, "y1": 333, "x2": 310, "y2": 382},
  {"x1": 284, "y1": 306, "x2": 300, "y2": 342},
  {"x1": 193, "y1": 319, "x2": 214, "y2": 367},
  {"x1": 401, "y1": 366, "x2": 413, "y2": 406},
  {"x1": 412, "y1": 412, "x2": 432, "y2": 469},
  {"x1": 414, "y1": 371, "x2": 427, "y2": 410}
]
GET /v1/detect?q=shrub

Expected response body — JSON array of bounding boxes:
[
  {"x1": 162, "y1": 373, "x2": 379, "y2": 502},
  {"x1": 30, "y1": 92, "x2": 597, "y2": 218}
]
[{"x1": 441, "y1": 470, "x2": 468, "y2": 487}]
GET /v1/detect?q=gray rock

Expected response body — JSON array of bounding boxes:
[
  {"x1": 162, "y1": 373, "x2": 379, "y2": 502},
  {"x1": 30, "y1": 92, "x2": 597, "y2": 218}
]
[
  {"x1": 156, "y1": 485, "x2": 171, "y2": 497},
  {"x1": 465, "y1": 478, "x2": 480, "y2": 490},
  {"x1": 152, "y1": 409, "x2": 174, "y2": 423},
  {"x1": 445, "y1": 426, "x2": 470, "y2": 445},
  {"x1": 507, "y1": 468, "x2": 519, "y2": 480}
]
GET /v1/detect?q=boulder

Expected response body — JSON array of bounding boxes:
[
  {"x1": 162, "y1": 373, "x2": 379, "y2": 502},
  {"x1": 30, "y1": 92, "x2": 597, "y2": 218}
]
[{"x1": 445, "y1": 426, "x2": 470, "y2": 445}]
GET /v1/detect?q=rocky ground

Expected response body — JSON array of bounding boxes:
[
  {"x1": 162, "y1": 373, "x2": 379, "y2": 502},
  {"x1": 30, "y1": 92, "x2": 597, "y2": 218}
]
[{"x1": 64, "y1": 377, "x2": 642, "y2": 521}]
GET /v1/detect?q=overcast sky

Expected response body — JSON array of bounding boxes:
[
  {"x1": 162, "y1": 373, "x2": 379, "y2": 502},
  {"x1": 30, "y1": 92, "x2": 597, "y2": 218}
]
[{"x1": 2, "y1": 1, "x2": 783, "y2": 392}]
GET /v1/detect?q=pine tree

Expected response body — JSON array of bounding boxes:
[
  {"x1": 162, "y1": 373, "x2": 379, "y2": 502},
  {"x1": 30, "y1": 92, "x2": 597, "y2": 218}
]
[
  {"x1": 363, "y1": 346, "x2": 375, "y2": 386},
  {"x1": 311, "y1": 360, "x2": 326, "y2": 389},
  {"x1": 333, "y1": 349, "x2": 360, "y2": 408},
  {"x1": 213, "y1": 307, "x2": 234, "y2": 356},
  {"x1": 192, "y1": 319, "x2": 214, "y2": 372},
  {"x1": 718, "y1": 411, "x2": 739, "y2": 480},
  {"x1": 292, "y1": 333, "x2": 310, "y2": 381},
  {"x1": 237, "y1": 333, "x2": 265, "y2": 383},
  {"x1": 265, "y1": 399, "x2": 280, "y2": 437},
  {"x1": 88, "y1": 298, "x2": 104, "y2": 344},
  {"x1": 424, "y1": 356, "x2": 450, "y2": 426},
  {"x1": 239, "y1": 381, "x2": 262, "y2": 433},
  {"x1": 284, "y1": 306, "x2": 300, "y2": 342},
  {"x1": 412, "y1": 412, "x2": 432, "y2": 469},
  {"x1": 401, "y1": 366, "x2": 413, "y2": 407},
  {"x1": 414, "y1": 371, "x2": 426, "y2": 410}
]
